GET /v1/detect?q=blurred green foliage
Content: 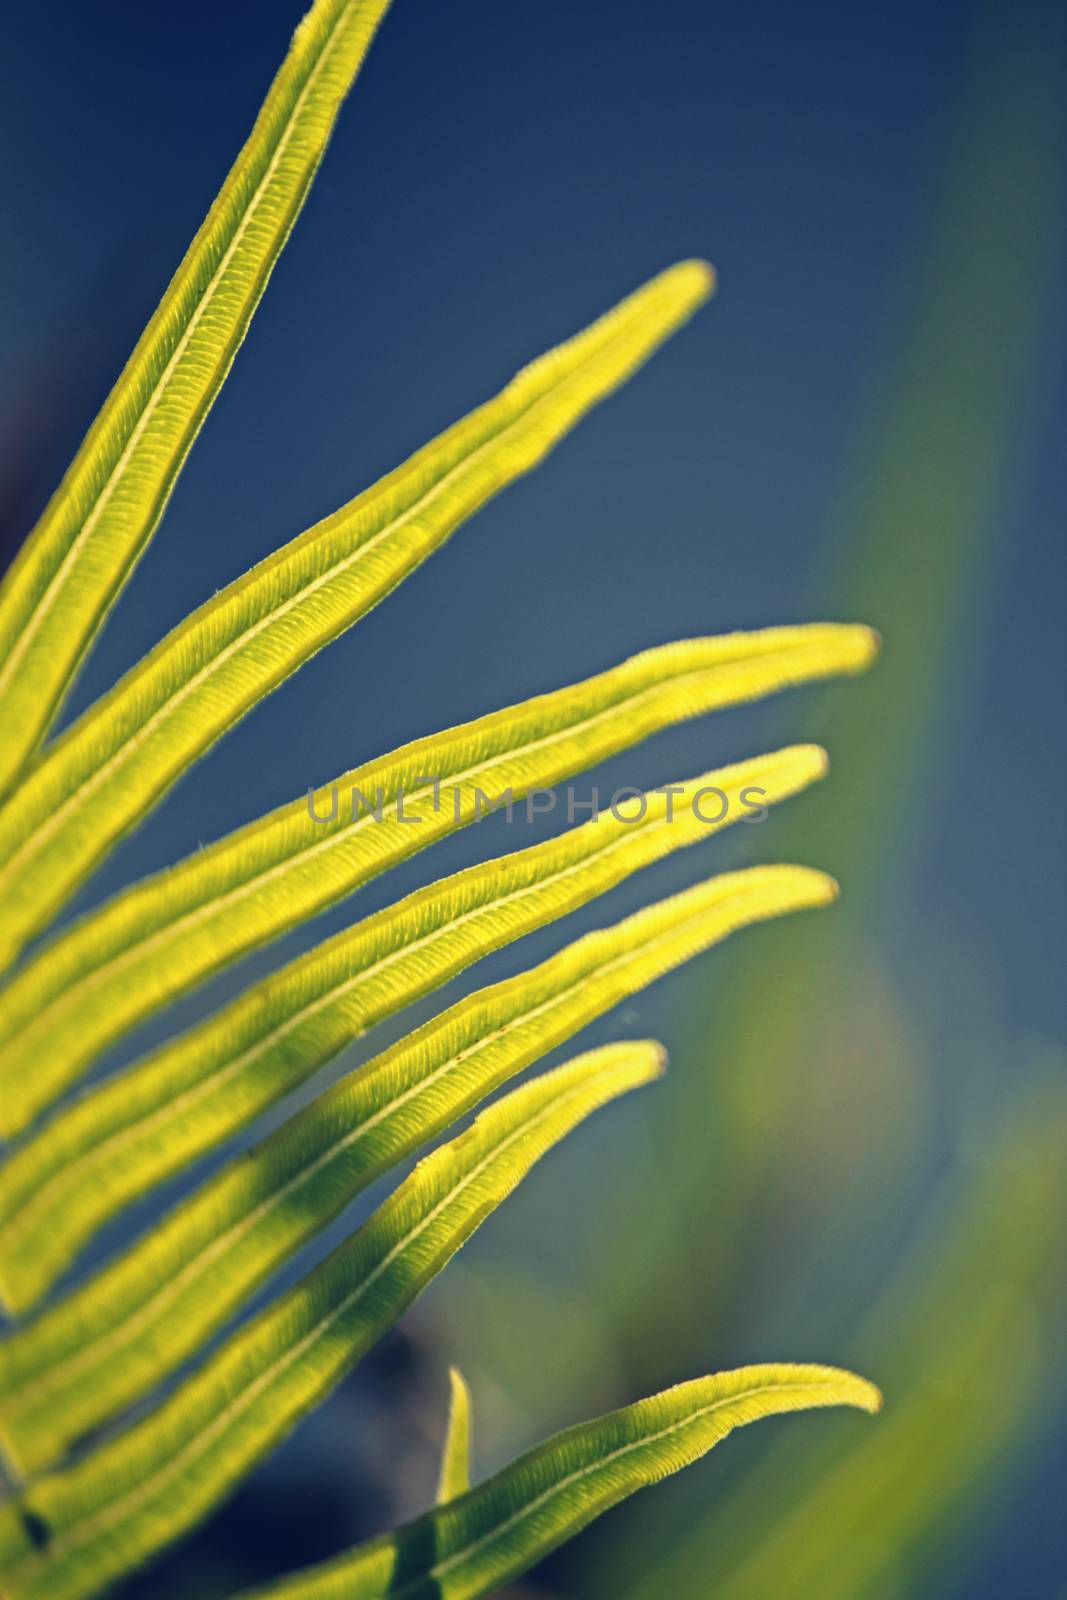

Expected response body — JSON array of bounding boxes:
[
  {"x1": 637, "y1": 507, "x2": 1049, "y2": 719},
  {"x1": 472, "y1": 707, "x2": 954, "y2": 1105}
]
[{"x1": 436, "y1": 7, "x2": 1066, "y2": 1596}]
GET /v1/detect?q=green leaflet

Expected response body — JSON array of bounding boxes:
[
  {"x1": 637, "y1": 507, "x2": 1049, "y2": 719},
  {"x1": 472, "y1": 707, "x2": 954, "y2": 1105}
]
[
  {"x1": 0, "y1": 1043, "x2": 664, "y2": 1600},
  {"x1": 437, "y1": 1368, "x2": 474, "y2": 1504},
  {"x1": 0, "y1": 0, "x2": 396, "y2": 797},
  {"x1": 0, "y1": 622, "x2": 875, "y2": 1136},
  {"x1": 0, "y1": 863, "x2": 835, "y2": 1474},
  {"x1": 232, "y1": 1365, "x2": 881, "y2": 1600},
  {"x1": 0, "y1": 747, "x2": 826, "y2": 1313},
  {"x1": 0, "y1": 259, "x2": 714, "y2": 966},
  {"x1": 0, "y1": 2, "x2": 890, "y2": 1592}
]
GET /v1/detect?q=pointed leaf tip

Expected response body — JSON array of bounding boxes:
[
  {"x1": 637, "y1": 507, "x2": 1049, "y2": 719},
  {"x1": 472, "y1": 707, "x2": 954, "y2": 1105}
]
[
  {"x1": 437, "y1": 1367, "x2": 473, "y2": 1504},
  {"x1": 667, "y1": 257, "x2": 717, "y2": 302},
  {"x1": 794, "y1": 742, "x2": 830, "y2": 779},
  {"x1": 216, "y1": 1361, "x2": 881, "y2": 1600},
  {"x1": 0, "y1": 0, "x2": 396, "y2": 794},
  {"x1": 0, "y1": 259, "x2": 718, "y2": 968},
  {"x1": 854, "y1": 624, "x2": 881, "y2": 666},
  {"x1": 0, "y1": 630, "x2": 854, "y2": 1137},
  {"x1": 0, "y1": 1044, "x2": 660, "y2": 1598}
]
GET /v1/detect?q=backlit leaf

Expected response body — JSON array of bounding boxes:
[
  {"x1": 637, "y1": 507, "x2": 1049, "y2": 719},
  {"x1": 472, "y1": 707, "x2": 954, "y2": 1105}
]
[
  {"x1": 437, "y1": 1367, "x2": 473, "y2": 1504},
  {"x1": 0, "y1": 261, "x2": 713, "y2": 964},
  {"x1": 0, "y1": 0, "x2": 395, "y2": 795},
  {"x1": 0, "y1": 748, "x2": 825, "y2": 1312},
  {"x1": 231, "y1": 1365, "x2": 881, "y2": 1600},
  {"x1": 0, "y1": 864, "x2": 835, "y2": 1473},
  {"x1": 0, "y1": 1044, "x2": 664, "y2": 1600},
  {"x1": 0, "y1": 624, "x2": 875, "y2": 1136}
]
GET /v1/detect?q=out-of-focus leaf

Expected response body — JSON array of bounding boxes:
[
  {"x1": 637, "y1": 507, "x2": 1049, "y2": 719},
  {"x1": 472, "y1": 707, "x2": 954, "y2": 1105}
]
[
  {"x1": 0, "y1": 1044, "x2": 663, "y2": 1600},
  {"x1": 0, "y1": 864, "x2": 836, "y2": 1474},
  {"x1": 615, "y1": 1071, "x2": 1067, "y2": 1600},
  {"x1": 437, "y1": 1367, "x2": 473, "y2": 1504}
]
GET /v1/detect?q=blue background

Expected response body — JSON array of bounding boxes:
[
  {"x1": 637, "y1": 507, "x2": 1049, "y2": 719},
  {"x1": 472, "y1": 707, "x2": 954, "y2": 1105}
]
[{"x1": 2, "y1": 1, "x2": 1064, "y2": 1596}]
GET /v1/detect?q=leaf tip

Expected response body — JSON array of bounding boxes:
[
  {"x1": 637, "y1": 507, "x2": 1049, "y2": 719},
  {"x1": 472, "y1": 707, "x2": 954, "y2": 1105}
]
[
  {"x1": 447, "y1": 1362, "x2": 467, "y2": 1388},
  {"x1": 683, "y1": 256, "x2": 717, "y2": 294},
  {"x1": 835, "y1": 1369, "x2": 883, "y2": 1415},
  {"x1": 776, "y1": 865, "x2": 841, "y2": 910},
  {"x1": 817, "y1": 1364, "x2": 883, "y2": 1416},
  {"x1": 667, "y1": 258, "x2": 717, "y2": 312},
  {"x1": 634, "y1": 1038, "x2": 670, "y2": 1081},
  {"x1": 795, "y1": 743, "x2": 830, "y2": 781},
  {"x1": 577, "y1": 1038, "x2": 668, "y2": 1100},
  {"x1": 849, "y1": 623, "x2": 881, "y2": 669},
  {"x1": 437, "y1": 1365, "x2": 474, "y2": 1503}
]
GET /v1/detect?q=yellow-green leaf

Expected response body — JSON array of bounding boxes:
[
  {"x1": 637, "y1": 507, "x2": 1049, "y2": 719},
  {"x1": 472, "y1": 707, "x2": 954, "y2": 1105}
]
[
  {"x1": 0, "y1": 747, "x2": 825, "y2": 1313},
  {"x1": 0, "y1": 260, "x2": 714, "y2": 964},
  {"x1": 0, "y1": 1043, "x2": 663, "y2": 1600},
  {"x1": 437, "y1": 1367, "x2": 473, "y2": 1504},
  {"x1": 0, "y1": 0, "x2": 395, "y2": 796},
  {"x1": 0, "y1": 623, "x2": 875, "y2": 1136},
  {"x1": 0, "y1": 863, "x2": 835, "y2": 1475},
  {"x1": 231, "y1": 1365, "x2": 881, "y2": 1600}
]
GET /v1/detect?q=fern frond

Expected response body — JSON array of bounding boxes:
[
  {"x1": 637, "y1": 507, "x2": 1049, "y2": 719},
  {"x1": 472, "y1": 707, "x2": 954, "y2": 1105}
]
[
  {"x1": 231, "y1": 1365, "x2": 881, "y2": 1600},
  {"x1": 0, "y1": 1044, "x2": 664, "y2": 1600},
  {"x1": 0, "y1": 748, "x2": 826, "y2": 1312},
  {"x1": 0, "y1": 3, "x2": 890, "y2": 1594},
  {"x1": 0, "y1": 864, "x2": 835, "y2": 1474},
  {"x1": 0, "y1": 624, "x2": 875, "y2": 1136},
  {"x1": 0, "y1": 261, "x2": 713, "y2": 966},
  {"x1": 0, "y1": 0, "x2": 395, "y2": 796},
  {"x1": 437, "y1": 1367, "x2": 473, "y2": 1504}
]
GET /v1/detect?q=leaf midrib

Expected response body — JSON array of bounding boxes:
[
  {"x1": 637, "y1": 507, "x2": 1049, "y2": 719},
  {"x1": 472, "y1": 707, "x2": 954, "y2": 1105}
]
[
  {"x1": 5, "y1": 790, "x2": 691, "y2": 1238},
  {"x1": 13, "y1": 880, "x2": 747, "y2": 1412},
  {"x1": 0, "y1": 301, "x2": 631, "y2": 898},
  {"x1": 417, "y1": 1379, "x2": 834, "y2": 1594},
  {"x1": 1, "y1": 654, "x2": 766, "y2": 1054},
  {"x1": 0, "y1": 0, "x2": 356, "y2": 710},
  {"x1": 12, "y1": 1066, "x2": 632, "y2": 1579}
]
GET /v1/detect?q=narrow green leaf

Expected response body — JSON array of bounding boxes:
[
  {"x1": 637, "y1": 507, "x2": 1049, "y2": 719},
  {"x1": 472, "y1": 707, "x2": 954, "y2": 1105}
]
[
  {"x1": 232, "y1": 1365, "x2": 881, "y2": 1600},
  {"x1": 437, "y1": 1368, "x2": 473, "y2": 1504},
  {"x1": 0, "y1": 863, "x2": 835, "y2": 1474},
  {"x1": 0, "y1": 1043, "x2": 664, "y2": 1600},
  {"x1": 0, "y1": 260, "x2": 714, "y2": 963},
  {"x1": 0, "y1": 747, "x2": 826, "y2": 1312},
  {"x1": 0, "y1": 0, "x2": 395, "y2": 796},
  {"x1": 0, "y1": 623, "x2": 875, "y2": 1136}
]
